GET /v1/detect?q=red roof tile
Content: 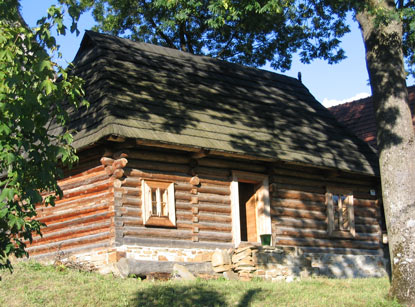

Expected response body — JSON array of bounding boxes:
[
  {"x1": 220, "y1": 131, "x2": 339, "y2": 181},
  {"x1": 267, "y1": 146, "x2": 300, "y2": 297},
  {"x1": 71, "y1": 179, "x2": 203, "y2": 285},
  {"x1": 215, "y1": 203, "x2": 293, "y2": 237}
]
[{"x1": 328, "y1": 86, "x2": 415, "y2": 150}]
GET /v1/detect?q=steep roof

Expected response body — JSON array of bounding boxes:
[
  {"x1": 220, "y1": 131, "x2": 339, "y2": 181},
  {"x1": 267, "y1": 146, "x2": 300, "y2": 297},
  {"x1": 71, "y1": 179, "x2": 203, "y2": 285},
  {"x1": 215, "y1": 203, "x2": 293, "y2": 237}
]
[
  {"x1": 54, "y1": 31, "x2": 378, "y2": 175},
  {"x1": 329, "y1": 86, "x2": 415, "y2": 150}
]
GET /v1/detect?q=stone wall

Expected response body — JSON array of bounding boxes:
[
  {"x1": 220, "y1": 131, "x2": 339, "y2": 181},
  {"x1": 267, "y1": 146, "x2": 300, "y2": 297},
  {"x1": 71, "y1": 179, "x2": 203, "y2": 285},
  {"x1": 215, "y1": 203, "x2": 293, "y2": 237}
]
[{"x1": 212, "y1": 244, "x2": 389, "y2": 281}]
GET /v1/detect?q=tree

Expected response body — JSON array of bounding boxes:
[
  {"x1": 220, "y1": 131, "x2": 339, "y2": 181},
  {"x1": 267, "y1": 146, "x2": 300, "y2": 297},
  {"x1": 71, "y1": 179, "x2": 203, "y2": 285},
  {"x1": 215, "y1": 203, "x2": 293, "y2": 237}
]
[
  {"x1": 72, "y1": 0, "x2": 415, "y2": 303},
  {"x1": 0, "y1": 1, "x2": 86, "y2": 270}
]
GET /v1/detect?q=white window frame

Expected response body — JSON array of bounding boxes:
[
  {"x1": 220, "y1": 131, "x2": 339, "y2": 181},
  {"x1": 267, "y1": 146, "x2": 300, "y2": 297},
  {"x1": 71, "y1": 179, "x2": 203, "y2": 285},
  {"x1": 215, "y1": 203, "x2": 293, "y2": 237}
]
[
  {"x1": 326, "y1": 187, "x2": 355, "y2": 238},
  {"x1": 142, "y1": 180, "x2": 176, "y2": 227},
  {"x1": 230, "y1": 171, "x2": 272, "y2": 247}
]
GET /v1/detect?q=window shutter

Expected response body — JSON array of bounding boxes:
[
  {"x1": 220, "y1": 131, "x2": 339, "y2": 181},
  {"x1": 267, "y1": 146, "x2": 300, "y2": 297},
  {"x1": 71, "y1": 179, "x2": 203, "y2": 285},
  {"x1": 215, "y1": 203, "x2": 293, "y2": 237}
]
[
  {"x1": 168, "y1": 183, "x2": 176, "y2": 226},
  {"x1": 141, "y1": 180, "x2": 151, "y2": 224},
  {"x1": 326, "y1": 192, "x2": 334, "y2": 235},
  {"x1": 347, "y1": 195, "x2": 355, "y2": 237}
]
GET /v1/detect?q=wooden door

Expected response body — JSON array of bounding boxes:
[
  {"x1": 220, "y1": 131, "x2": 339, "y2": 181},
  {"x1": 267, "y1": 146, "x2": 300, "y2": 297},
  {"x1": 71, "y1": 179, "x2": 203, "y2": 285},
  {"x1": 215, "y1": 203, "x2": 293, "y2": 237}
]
[{"x1": 245, "y1": 193, "x2": 257, "y2": 242}]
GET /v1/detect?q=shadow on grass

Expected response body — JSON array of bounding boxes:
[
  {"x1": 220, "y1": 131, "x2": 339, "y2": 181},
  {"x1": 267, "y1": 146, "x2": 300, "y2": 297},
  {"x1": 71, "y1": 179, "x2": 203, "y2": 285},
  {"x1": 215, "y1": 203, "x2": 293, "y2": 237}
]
[{"x1": 130, "y1": 283, "x2": 263, "y2": 307}]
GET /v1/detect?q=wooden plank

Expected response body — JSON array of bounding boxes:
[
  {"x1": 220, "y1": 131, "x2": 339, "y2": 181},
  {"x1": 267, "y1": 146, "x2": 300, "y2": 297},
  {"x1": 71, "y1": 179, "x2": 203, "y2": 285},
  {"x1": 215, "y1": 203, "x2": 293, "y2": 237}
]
[
  {"x1": 272, "y1": 216, "x2": 327, "y2": 230},
  {"x1": 198, "y1": 212, "x2": 232, "y2": 224},
  {"x1": 198, "y1": 158, "x2": 266, "y2": 173},
  {"x1": 40, "y1": 212, "x2": 113, "y2": 234},
  {"x1": 178, "y1": 222, "x2": 232, "y2": 233},
  {"x1": 63, "y1": 180, "x2": 114, "y2": 199},
  {"x1": 125, "y1": 149, "x2": 191, "y2": 164},
  {"x1": 274, "y1": 236, "x2": 381, "y2": 250},
  {"x1": 271, "y1": 207, "x2": 327, "y2": 221},
  {"x1": 114, "y1": 186, "x2": 140, "y2": 196},
  {"x1": 271, "y1": 198, "x2": 326, "y2": 212},
  {"x1": 128, "y1": 159, "x2": 190, "y2": 174},
  {"x1": 60, "y1": 165, "x2": 105, "y2": 184},
  {"x1": 128, "y1": 169, "x2": 190, "y2": 183},
  {"x1": 246, "y1": 193, "x2": 257, "y2": 242},
  {"x1": 58, "y1": 171, "x2": 109, "y2": 191},
  {"x1": 326, "y1": 192, "x2": 334, "y2": 235},
  {"x1": 38, "y1": 203, "x2": 112, "y2": 225},
  {"x1": 30, "y1": 222, "x2": 111, "y2": 246},
  {"x1": 123, "y1": 227, "x2": 192, "y2": 240},
  {"x1": 28, "y1": 232, "x2": 111, "y2": 255},
  {"x1": 355, "y1": 216, "x2": 380, "y2": 225},
  {"x1": 198, "y1": 232, "x2": 233, "y2": 243},
  {"x1": 37, "y1": 192, "x2": 112, "y2": 215},
  {"x1": 274, "y1": 189, "x2": 326, "y2": 202},
  {"x1": 276, "y1": 226, "x2": 380, "y2": 242},
  {"x1": 197, "y1": 204, "x2": 231, "y2": 214}
]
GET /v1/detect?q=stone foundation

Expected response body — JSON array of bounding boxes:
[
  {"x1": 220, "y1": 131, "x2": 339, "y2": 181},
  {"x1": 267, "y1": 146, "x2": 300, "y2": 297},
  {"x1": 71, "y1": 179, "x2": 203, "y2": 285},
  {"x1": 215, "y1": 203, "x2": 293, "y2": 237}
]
[
  {"x1": 213, "y1": 244, "x2": 389, "y2": 281},
  {"x1": 30, "y1": 244, "x2": 389, "y2": 280}
]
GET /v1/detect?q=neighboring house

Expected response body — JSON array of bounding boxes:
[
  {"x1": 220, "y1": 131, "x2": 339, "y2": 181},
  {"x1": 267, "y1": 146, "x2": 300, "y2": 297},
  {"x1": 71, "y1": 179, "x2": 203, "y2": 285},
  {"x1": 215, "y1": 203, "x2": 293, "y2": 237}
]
[
  {"x1": 28, "y1": 31, "x2": 386, "y2": 279},
  {"x1": 329, "y1": 86, "x2": 415, "y2": 150}
]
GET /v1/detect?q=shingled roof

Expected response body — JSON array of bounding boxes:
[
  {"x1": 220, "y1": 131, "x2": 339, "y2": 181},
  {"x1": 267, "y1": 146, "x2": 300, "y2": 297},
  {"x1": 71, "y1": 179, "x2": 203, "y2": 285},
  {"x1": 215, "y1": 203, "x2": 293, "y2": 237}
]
[
  {"x1": 329, "y1": 86, "x2": 415, "y2": 150},
  {"x1": 54, "y1": 31, "x2": 378, "y2": 175}
]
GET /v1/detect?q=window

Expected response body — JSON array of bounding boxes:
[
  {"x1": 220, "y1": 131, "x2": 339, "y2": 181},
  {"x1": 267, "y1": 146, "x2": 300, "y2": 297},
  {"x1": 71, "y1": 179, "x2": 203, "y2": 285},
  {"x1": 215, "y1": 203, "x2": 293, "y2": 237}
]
[
  {"x1": 142, "y1": 180, "x2": 176, "y2": 227},
  {"x1": 325, "y1": 189, "x2": 355, "y2": 238}
]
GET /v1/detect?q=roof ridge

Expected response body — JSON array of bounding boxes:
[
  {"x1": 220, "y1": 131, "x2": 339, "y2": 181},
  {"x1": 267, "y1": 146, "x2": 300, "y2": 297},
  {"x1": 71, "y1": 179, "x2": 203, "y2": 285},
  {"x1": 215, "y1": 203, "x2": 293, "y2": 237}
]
[{"x1": 83, "y1": 30, "x2": 302, "y2": 87}]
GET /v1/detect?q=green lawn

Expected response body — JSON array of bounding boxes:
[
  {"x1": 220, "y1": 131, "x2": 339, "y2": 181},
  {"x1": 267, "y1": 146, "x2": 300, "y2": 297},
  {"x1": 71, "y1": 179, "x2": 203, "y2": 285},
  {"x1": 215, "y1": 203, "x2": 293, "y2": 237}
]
[{"x1": 0, "y1": 261, "x2": 400, "y2": 307}]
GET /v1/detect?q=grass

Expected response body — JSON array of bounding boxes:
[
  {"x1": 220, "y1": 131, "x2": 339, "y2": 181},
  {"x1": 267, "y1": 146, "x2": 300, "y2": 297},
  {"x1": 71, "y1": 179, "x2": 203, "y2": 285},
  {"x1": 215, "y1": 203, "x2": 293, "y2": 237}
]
[{"x1": 0, "y1": 261, "x2": 401, "y2": 307}]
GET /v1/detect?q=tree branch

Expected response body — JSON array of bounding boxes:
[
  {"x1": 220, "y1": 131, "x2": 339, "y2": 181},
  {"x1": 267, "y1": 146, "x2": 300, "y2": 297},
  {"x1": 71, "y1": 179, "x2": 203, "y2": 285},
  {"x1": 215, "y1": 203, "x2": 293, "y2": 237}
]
[
  {"x1": 179, "y1": 22, "x2": 187, "y2": 52},
  {"x1": 184, "y1": 22, "x2": 194, "y2": 54},
  {"x1": 217, "y1": 31, "x2": 237, "y2": 58},
  {"x1": 147, "y1": 16, "x2": 176, "y2": 49}
]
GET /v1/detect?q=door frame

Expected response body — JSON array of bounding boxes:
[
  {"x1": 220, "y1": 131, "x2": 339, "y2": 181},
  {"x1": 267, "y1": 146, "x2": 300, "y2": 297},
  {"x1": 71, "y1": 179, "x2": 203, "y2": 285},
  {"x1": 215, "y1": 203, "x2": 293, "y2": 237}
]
[{"x1": 230, "y1": 171, "x2": 272, "y2": 247}]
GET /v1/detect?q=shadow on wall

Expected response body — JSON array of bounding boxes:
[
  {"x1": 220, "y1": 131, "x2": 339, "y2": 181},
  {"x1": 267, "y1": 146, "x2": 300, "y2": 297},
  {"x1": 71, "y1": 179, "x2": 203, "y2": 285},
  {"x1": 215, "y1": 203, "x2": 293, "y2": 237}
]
[{"x1": 130, "y1": 283, "x2": 263, "y2": 307}]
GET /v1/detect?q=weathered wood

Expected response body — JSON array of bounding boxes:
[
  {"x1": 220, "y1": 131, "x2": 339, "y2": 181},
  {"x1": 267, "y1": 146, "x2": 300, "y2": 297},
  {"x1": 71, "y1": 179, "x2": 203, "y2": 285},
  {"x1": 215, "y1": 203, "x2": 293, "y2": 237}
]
[
  {"x1": 271, "y1": 198, "x2": 326, "y2": 212},
  {"x1": 271, "y1": 207, "x2": 327, "y2": 221},
  {"x1": 123, "y1": 227, "x2": 192, "y2": 240},
  {"x1": 30, "y1": 222, "x2": 111, "y2": 246},
  {"x1": 274, "y1": 236, "x2": 381, "y2": 250},
  {"x1": 37, "y1": 192, "x2": 112, "y2": 215},
  {"x1": 272, "y1": 216, "x2": 327, "y2": 230},
  {"x1": 125, "y1": 149, "x2": 191, "y2": 164},
  {"x1": 276, "y1": 226, "x2": 380, "y2": 242},
  {"x1": 274, "y1": 189, "x2": 326, "y2": 202},
  {"x1": 38, "y1": 203, "x2": 112, "y2": 224},
  {"x1": 197, "y1": 204, "x2": 231, "y2": 214},
  {"x1": 27, "y1": 232, "x2": 112, "y2": 255},
  {"x1": 61, "y1": 165, "x2": 105, "y2": 182},
  {"x1": 128, "y1": 169, "x2": 190, "y2": 183},
  {"x1": 198, "y1": 213, "x2": 232, "y2": 224},
  {"x1": 114, "y1": 186, "x2": 140, "y2": 196},
  {"x1": 326, "y1": 192, "x2": 335, "y2": 235},
  {"x1": 128, "y1": 159, "x2": 190, "y2": 174},
  {"x1": 198, "y1": 158, "x2": 266, "y2": 173},
  {"x1": 178, "y1": 222, "x2": 232, "y2": 233},
  {"x1": 198, "y1": 231, "x2": 233, "y2": 243},
  {"x1": 58, "y1": 171, "x2": 109, "y2": 191},
  {"x1": 40, "y1": 212, "x2": 113, "y2": 234},
  {"x1": 63, "y1": 180, "x2": 114, "y2": 199}
]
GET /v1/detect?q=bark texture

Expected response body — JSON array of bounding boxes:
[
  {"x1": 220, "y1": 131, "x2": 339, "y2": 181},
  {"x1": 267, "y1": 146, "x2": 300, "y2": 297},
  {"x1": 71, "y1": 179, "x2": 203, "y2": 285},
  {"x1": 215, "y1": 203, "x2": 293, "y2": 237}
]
[{"x1": 357, "y1": 1, "x2": 415, "y2": 304}]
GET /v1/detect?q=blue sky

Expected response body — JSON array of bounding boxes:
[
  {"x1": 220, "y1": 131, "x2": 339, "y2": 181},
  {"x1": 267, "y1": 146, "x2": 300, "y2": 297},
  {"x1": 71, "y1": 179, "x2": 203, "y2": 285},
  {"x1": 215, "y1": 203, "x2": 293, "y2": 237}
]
[{"x1": 20, "y1": 0, "x2": 414, "y2": 107}]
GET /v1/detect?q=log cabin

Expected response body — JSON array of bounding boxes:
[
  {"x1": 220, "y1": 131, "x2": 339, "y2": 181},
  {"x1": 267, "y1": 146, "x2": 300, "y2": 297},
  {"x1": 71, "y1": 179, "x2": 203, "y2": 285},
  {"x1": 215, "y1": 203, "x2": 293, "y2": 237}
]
[{"x1": 28, "y1": 31, "x2": 387, "y2": 279}]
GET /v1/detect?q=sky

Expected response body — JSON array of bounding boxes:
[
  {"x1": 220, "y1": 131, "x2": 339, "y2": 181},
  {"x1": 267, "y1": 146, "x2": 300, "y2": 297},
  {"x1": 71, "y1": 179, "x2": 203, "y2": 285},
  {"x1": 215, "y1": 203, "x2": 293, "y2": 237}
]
[{"x1": 20, "y1": 0, "x2": 415, "y2": 107}]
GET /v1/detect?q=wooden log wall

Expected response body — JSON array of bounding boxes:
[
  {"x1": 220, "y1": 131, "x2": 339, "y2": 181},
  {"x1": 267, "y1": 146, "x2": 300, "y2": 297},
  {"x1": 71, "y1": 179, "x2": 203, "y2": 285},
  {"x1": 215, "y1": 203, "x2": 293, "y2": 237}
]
[
  {"x1": 114, "y1": 149, "x2": 236, "y2": 248},
  {"x1": 27, "y1": 150, "x2": 116, "y2": 258},
  {"x1": 27, "y1": 144, "x2": 384, "y2": 259},
  {"x1": 271, "y1": 164, "x2": 383, "y2": 255},
  {"x1": 114, "y1": 147, "x2": 383, "y2": 256}
]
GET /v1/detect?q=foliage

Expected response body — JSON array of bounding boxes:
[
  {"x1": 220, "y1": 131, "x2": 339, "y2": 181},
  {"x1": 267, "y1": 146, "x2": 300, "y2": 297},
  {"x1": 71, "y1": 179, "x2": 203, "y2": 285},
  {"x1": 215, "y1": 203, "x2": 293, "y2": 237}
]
[
  {"x1": 68, "y1": 1, "x2": 415, "y2": 75},
  {"x1": 0, "y1": 261, "x2": 401, "y2": 306},
  {"x1": 0, "y1": 1, "x2": 86, "y2": 270},
  {"x1": 68, "y1": 0, "x2": 352, "y2": 71}
]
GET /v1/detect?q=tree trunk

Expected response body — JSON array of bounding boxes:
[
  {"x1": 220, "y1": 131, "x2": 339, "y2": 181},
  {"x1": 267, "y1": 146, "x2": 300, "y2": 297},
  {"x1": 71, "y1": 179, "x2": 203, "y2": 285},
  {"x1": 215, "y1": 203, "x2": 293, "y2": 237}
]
[{"x1": 356, "y1": 1, "x2": 415, "y2": 304}]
